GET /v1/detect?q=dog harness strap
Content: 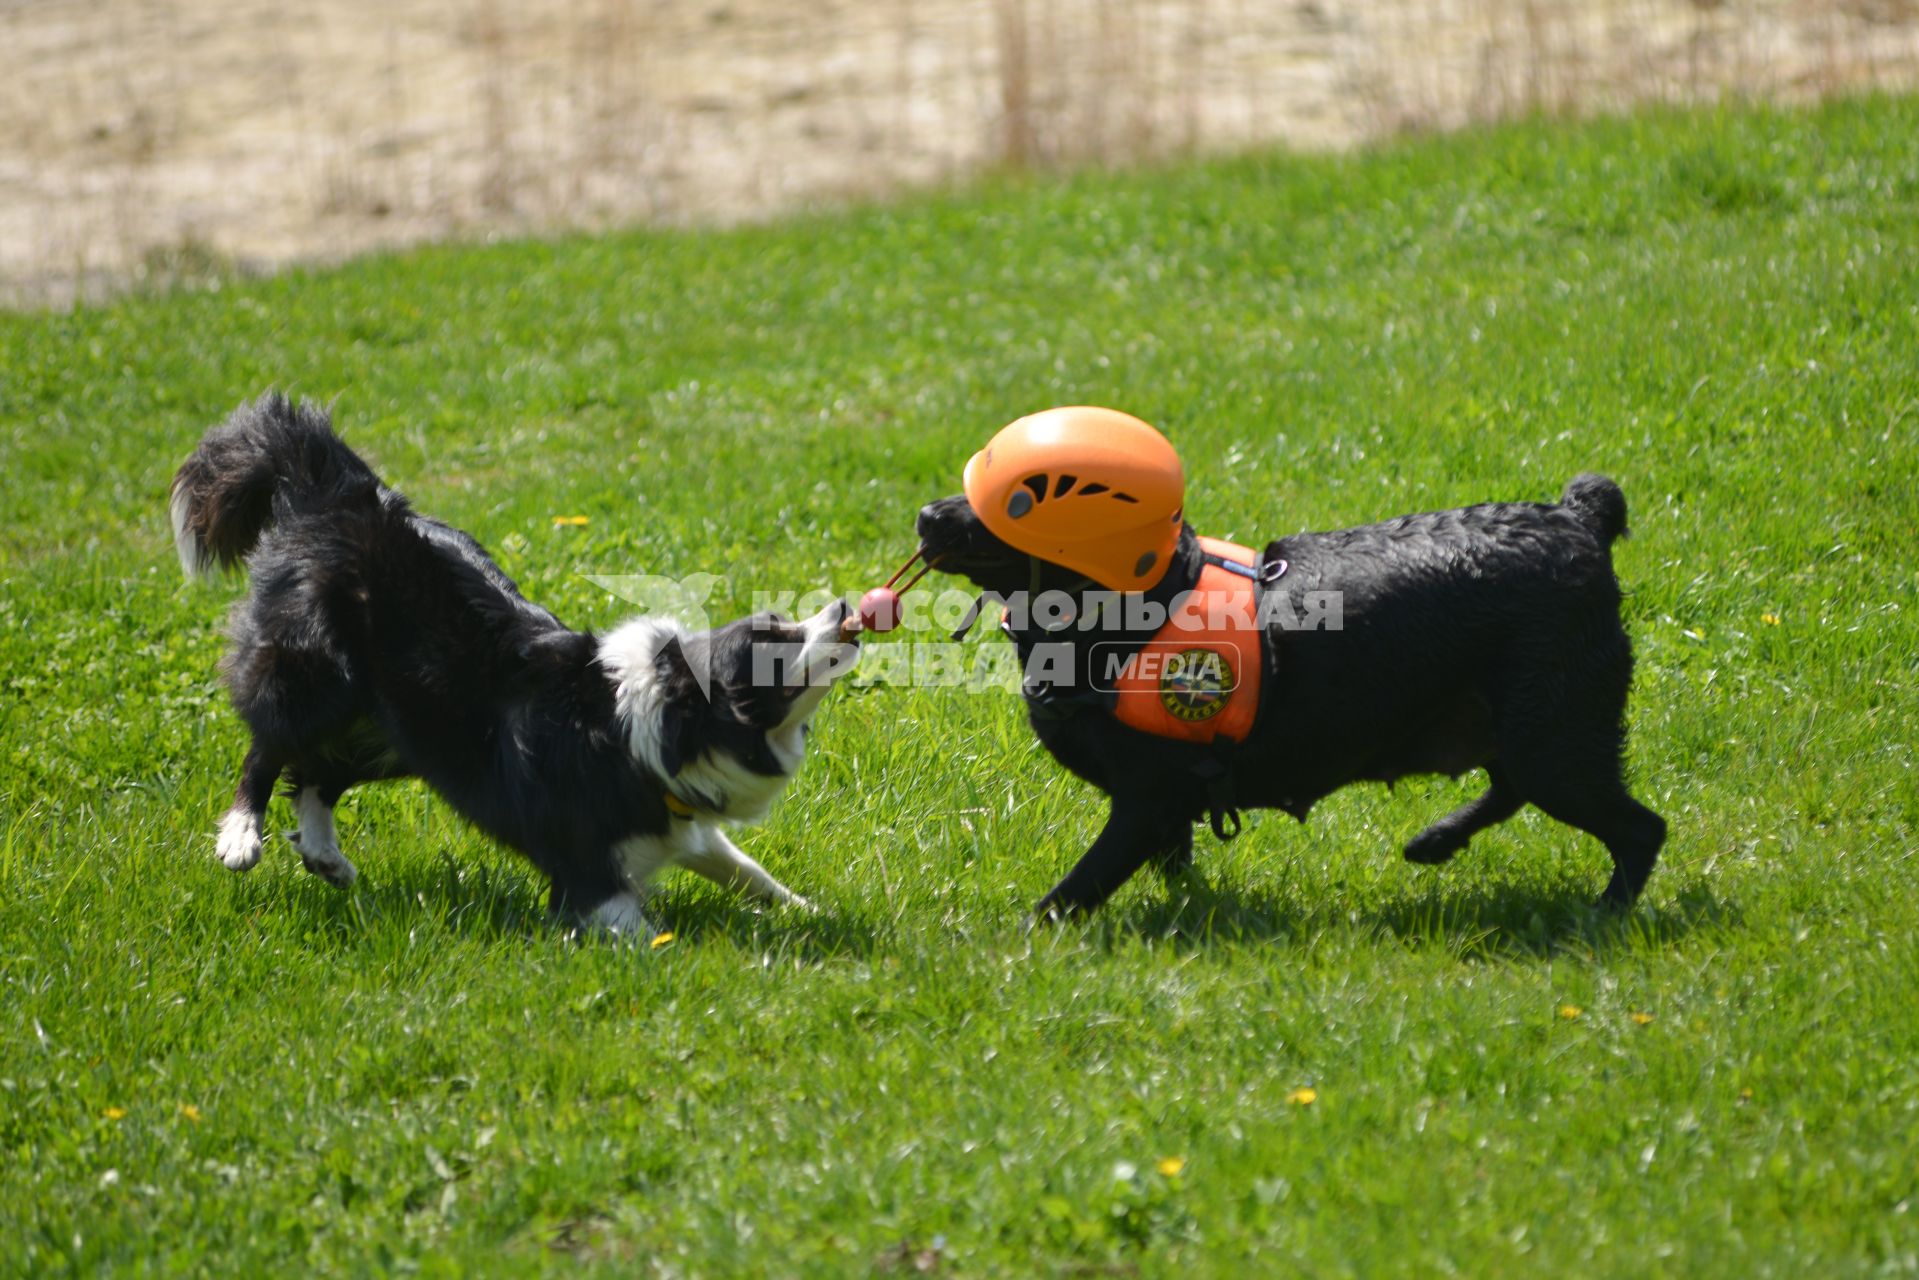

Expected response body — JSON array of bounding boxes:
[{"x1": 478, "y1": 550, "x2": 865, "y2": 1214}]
[
  {"x1": 1205, "y1": 550, "x2": 1261, "y2": 581},
  {"x1": 1191, "y1": 748, "x2": 1245, "y2": 841},
  {"x1": 951, "y1": 593, "x2": 988, "y2": 642},
  {"x1": 1110, "y1": 537, "x2": 1264, "y2": 745}
]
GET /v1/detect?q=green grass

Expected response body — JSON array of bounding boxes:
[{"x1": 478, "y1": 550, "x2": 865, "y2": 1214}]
[{"x1": 3, "y1": 95, "x2": 1917, "y2": 1276}]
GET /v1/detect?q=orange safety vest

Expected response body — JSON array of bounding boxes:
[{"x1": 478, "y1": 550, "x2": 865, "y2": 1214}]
[{"x1": 1110, "y1": 537, "x2": 1264, "y2": 744}]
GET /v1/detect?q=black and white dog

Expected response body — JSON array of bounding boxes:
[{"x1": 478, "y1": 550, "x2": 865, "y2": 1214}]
[
  {"x1": 916, "y1": 475, "x2": 1666, "y2": 919},
  {"x1": 171, "y1": 394, "x2": 857, "y2": 934}
]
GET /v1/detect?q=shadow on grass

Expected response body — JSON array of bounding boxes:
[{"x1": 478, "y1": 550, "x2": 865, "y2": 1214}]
[
  {"x1": 226, "y1": 846, "x2": 889, "y2": 958},
  {"x1": 210, "y1": 850, "x2": 537, "y2": 943},
  {"x1": 1108, "y1": 871, "x2": 1740, "y2": 961},
  {"x1": 650, "y1": 889, "x2": 891, "y2": 959},
  {"x1": 220, "y1": 844, "x2": 1733, "y2": 965}
]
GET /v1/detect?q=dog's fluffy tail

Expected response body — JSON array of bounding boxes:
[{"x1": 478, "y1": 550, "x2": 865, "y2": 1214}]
[
  {"x1": 169, "y1": 393, "x2": 381, "y2": 579},
  {"x1": 1561, "y1": 473, "x2": 1628, "y2": 546}
]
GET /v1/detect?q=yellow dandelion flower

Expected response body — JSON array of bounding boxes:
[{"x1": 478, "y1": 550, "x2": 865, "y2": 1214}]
[
  {"x1": 650, "y1": 931, "x2": 676, "y2": 949},
  {"x1": 1761, "y1": 613, "x2": 1781, "y2": 626},
  {"x1": 1738, "y1": 1087, "x2": 1754, "y2": 1102},
  {"x1": 179, "y1": 1104, "x2": 202, "y2": 1123},
  {"x1": 1156, "y1": 1156, "x2": 1186, "y2": 1177},
  {"x1": 1286, "y1": 1087, "x2": 1317, "y2": 1106},
  {"x1": 1558, "y1": 1005, "x2": 1582, "y2": 1020},
  {"x1": 552, "y1": 515, "x2": 590, "y2": 527},
  {"x1": 1631, "y1": 1011, "x2": 1655, "y2": 1025},
  {"x1": 102, "y1": 1106, "x2": 127, "y2": 1121}
]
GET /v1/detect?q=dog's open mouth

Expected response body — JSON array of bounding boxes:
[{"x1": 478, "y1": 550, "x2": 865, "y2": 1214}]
[{"x1": 790, "y1": 600, "x2": 861, "y2": 686}]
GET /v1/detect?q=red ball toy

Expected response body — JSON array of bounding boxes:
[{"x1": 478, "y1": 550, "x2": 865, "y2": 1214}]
[{"x1": 858, "y1": 586, "x2": 902, "y2": 634}]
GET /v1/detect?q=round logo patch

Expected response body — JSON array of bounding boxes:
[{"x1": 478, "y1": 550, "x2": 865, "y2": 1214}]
[{"x1": 1158, "y1": 648, "x2": 1235, "y2": 722}]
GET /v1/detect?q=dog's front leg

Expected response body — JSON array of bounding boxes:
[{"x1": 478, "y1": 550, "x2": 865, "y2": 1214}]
[
  {"x1": 674, "y1": 825, "x2": 812, "y2": 911},
  {"x1": 1149, "y1": 822, "x2": 1195, "y2": 882},
  {"x1": 1031, "y1": 799, "x2": 1170, "y2": 922}
]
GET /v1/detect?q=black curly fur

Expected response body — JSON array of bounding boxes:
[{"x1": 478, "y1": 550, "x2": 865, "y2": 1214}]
[{"x1": 917, "y1": 471, "x2": 1665, "y2": 919}]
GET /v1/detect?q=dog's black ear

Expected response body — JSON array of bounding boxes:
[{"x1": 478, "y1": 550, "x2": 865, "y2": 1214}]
[
  {"x1": 654, "y1": 636, "x2": 709, "y2": 777},
  {"x1": 656, "y1": 701, "x2": 703, "y2": 777}
]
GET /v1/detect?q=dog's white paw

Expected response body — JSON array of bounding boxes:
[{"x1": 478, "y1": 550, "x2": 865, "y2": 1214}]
[
  {"x1": 215, "y1": 809, "x2": 263, "y2": 872},
  {"x1": 584, "y1": 891, "x2": 657, "y2": 939},
  {"x1": 306, "y1": 854, "x2": 359, "y2": 888},
  {"x1": 286, "y1": 789, "x2": 356, "y2": 887},
  {"x1": 286, "y1": 828, "x2": 358, "y2": 888}
]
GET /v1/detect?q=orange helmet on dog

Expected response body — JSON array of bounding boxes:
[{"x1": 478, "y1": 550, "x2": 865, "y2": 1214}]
[{"x1": 962, "y1": 406, "x2": 1185, "y2": 590}]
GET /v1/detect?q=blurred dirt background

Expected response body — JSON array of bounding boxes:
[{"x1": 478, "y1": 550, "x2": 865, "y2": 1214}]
[{"x1": 3, "y1": 0, "x2": 1917, "y2": 305}]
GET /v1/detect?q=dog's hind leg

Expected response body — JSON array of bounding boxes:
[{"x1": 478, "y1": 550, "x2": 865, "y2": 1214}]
[
  {"x1": 1495, "y1": 701, "x2": 1664, "y2": 906},
  {"x1": 285, "y1": 783, "x2": 357, "y2": 888},
  {"x1": 283, "y1": 729, "x2": 407, "y2": 888},
  {"x1": 1404, "y1": 763, "x2": 1523, "y2": 866},
  {"x1": 1523, "y1": 780, "x2": 1666, "y2": 908},
  {"x1": 1496, "y1": 627, "x2": 1665, "y2": 906},
  {"x1": 215, "y1": 742, "x2": 282, "y2": 872},
  {"x1": 224, "y1": 627, "x2": 370, "y2": 877},
  {"x1": 1597, "y1": 800, "x2": 1666, "y2": 908}
]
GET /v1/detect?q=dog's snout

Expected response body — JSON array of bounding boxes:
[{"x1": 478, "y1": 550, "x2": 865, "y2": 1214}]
[
  {"x1": 918, "y1": 498, "x2": 969, "y2": 546},
  {"x1": 801, "y1": 596, "x2": 852, "y2": 641},
  {"x1": 915, "y1": 502, "x2": 944, "y2": 541}
]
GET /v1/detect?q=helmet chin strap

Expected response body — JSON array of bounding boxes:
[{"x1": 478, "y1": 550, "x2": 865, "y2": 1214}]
[
  {"x1": 1032, "y1": 558, "x2": 1097, "y2": 623},
  {"x1": 952, "y1": 555, "x2": 1097, "y2": 642},
  {"x1": 950, "y1": 594, "x2": 988, "y2": 642},
  {"x1": 947, "y1": 556, "x2": 1105, "y2": 644}
]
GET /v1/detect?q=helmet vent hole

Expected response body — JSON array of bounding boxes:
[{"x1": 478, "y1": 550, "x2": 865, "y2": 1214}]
[
  {"x1": 1111, "y1": 492, "x2": 1140, "y2": 504},
  {"x1": 1021, "y1": 475, "x2": 1049, "y2": 504},
  {"x1": 1079, "y1": 482, "x2": 1109, "y2": 496},
  {"x1": 1052, "y1": 474, "x2": 1077, "y2": 498}
]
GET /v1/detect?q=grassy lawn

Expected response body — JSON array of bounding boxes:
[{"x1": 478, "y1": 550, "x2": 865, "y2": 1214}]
[{"x1": 2, "y1": 96, "x2": 1916, "y2": 1276}]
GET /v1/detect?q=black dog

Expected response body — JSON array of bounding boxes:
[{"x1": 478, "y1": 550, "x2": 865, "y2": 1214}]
[
  {"x1": 916, "y1": 474, "x2": 1665, "y2": 918},
  {"x1": 172, "y1": 394, "x2": 858, "y2": 933}
]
